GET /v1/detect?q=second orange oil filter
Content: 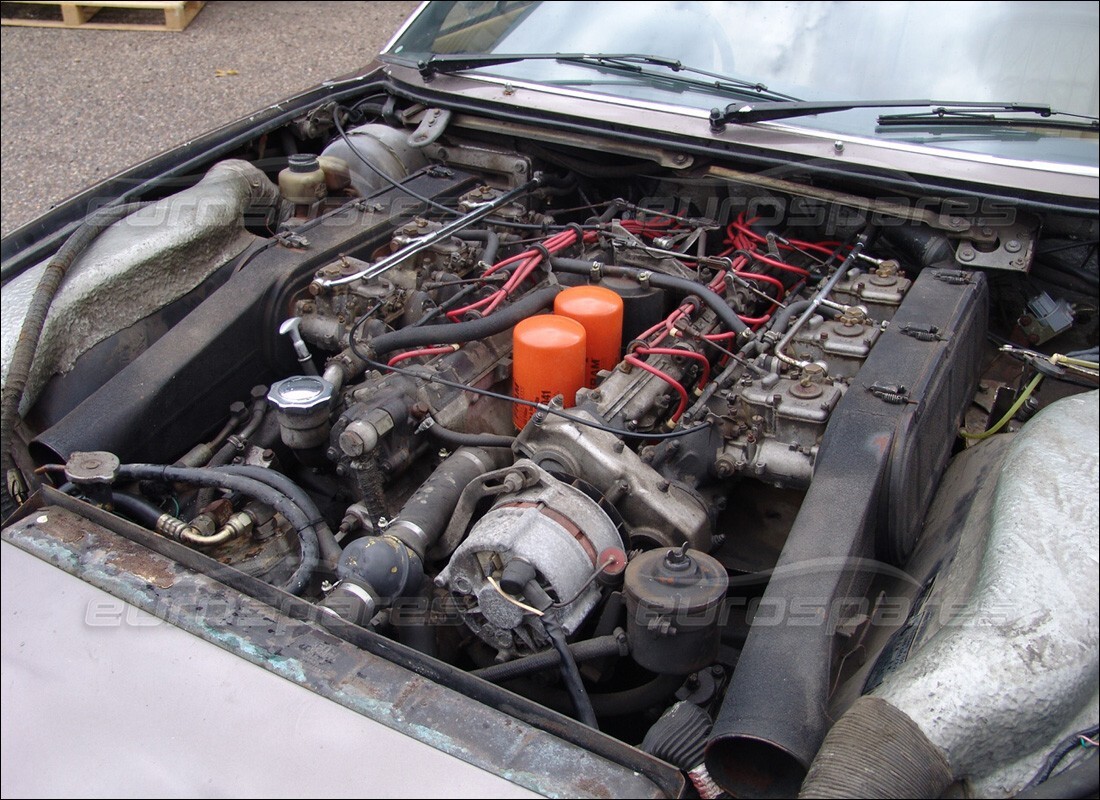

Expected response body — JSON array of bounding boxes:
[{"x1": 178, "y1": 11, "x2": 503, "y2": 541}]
[
  {"x1": 512, "y1": 315, "x2": 587, "y2": 429},
  {"x1": 554, "y1": 285, "x2": 624, "y2": 388}
]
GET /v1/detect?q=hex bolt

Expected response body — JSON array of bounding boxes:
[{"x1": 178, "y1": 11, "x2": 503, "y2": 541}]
[
  {"x1": 1004, "y1": 239, "x2": 1022, "y2": 253},
  {"x1": 715, "y1": 456, "x2": 736, "y2": 478}
]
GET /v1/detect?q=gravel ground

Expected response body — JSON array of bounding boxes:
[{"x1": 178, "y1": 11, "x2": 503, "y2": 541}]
[{"x1": 0, "y1": 1, "x2": 419, "y2": 237}]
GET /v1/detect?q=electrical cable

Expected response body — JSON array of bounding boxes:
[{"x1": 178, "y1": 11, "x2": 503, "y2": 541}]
[
  {"x1": 623, "y1": 355, "x2": 690, "y2": 421},
  {"x1": 1023, "y1": 723, "x2": 1100, "y2": 791},
  {"x1": 387, "y1": 345, "x2": 459, "y2": 367},
  {"x1": 633, "y1": 346, "x2": 711, "y2": 387},
  {"x1": 333, "y1": 105, "x2": 461, "y2": 217},
  {"x1": 543, "y1": 612, "x2": 600, "y2": 729}
]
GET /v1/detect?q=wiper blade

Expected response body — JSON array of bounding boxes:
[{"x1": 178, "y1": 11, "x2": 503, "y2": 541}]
[
  {"x1": 711, "y1": 99, "x2": 1056, "y2": 128},
  {"x1": 412, "y1": 52, "x2": 798, "y2": 102},
  {"x1": 877, "y1": 107, "x2": 1100, "y2": 132}
]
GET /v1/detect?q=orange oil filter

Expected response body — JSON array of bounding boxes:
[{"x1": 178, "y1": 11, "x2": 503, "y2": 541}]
[
  {"x1": 554, "y1": 285, "x2": 624, "y2": 388},
  {"x1": 512, "y1": 314, "x2": 587, "y2": 429}
]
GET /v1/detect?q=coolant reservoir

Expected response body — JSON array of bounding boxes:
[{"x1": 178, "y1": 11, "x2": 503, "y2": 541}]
[
  {"x1": 512, "y1": 315, "x2": 586, "y2": 429},
  {"x1": 278, "y1": 154, "x2": 327, "y2": 205},
  {"x1": 554, "y1": 285, "x2": 623, "y2": 388}
]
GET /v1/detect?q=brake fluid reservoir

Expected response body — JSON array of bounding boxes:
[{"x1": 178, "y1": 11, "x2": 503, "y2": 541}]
[
  {"x1": 278, "y1": 154, "x2": 327, "y2": 205},
  {"x1": 554, "y1": 285, "x2": 624, "y2": 388},
  {"x1": 512, "y1": 315, "x2": 586, "y2": 429},
  {"x1": 624, "y1": 546, "x2": 729, "y2": 674}
]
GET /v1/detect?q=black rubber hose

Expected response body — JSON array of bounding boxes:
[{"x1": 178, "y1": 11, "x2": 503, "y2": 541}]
[
  {"x1": 472, "y1": 631, "x2": 627, "y2": 683},
  {"x1": 423, "y1": 417, "x2": 516, "y2": 449},
  {"x1": 1016, "y1": 749, "x2": 1099, "y2": 800},
  {"x1": 1, "y1": 202, "x2": 150, "y2": 513},
  {"x1": 543, "y1": 614, "x2": 599, "y2": 729},
  {"x1": 206, "y1": 440, "x2": 239, "y2": 468},
  {"x1": 587, "y1": 673, "x2": 683, "y2": 717},
  {"x1": 764, "y1": 299, "x2": 839, "y2": 335},
  {"x1": 191, "y1": 439, "x2": 239, "y2": 512},
  {"x1": 396, "y1": 446, "x2": 513, "y2": 560},
  {"x1": 237, "y1": 394, "x2": 269, "y2": 441},
  {"x1": 368, "y1": 285, "x2": 562, "y2": 357},
  {"x1": 765, "y1": 300, "x2": 813, "y2": 334},
  {"x1": 213, "y1": 464, "x2": 342, "y2": 569},
  {"x1": 455, "y1": 229, "x2": 500, "y2": 266},
  {"x1": 108, "y1": 491, "x2": 165, "y2": 529},
  {"x1": 193, "y1": 392, "x2": 268, "y2": 509},
  {"x1": 506, "y1": 672, "x2": 682, "y2": 719},
  {"x1": 595, "y1": 200, "x2": 624, "y2": 224},
  {"x1": 207, "y1": 407, "x2": 247, "y2": 452},
  {"x1": 395, "y1": 588, "x2": 439, "y2": 659},
  {"x1": 115, "y1": 464, "x2": 318, "y2": 596},
  {"x1": 549, "y1": 258, "x2": 750, "y2": 336}
]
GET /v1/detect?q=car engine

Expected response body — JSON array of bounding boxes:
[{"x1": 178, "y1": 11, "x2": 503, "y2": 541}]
[{"x1": 2, "y1": 100, "x2": 1097, "y2": 798}]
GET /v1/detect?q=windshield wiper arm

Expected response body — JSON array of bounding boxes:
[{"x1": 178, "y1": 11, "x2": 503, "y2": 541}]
[
  {"x1": 417, "y1": 52, "x2": 677, "y2": 77},
  {"x1": 711, "y1": 99, "x2": 1055, "y2": 128},
  {"x1": 412, "y1": 52, "x2": 798, "y2": 101},
  {"x1": 877, "y1": 107, "x2": 1100, "y2": 132}
]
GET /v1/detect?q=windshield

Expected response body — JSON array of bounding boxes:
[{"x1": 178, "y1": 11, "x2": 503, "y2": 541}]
[{"x1": 387, "y1": 0, "x2": 1099, "y2": 167}]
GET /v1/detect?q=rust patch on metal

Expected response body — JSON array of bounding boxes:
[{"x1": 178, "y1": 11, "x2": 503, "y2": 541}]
[
  {"x1": 104, "y1": 539, "x2": 179, "y2": 589},
  {"x1": 30, "y1": 510, "x2": 89, "y2": 544}
]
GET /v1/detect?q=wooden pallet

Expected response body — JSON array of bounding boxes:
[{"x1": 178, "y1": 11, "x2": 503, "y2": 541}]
[{"x1": 1, "y1": 1, "x2": 205, "y2": 31}]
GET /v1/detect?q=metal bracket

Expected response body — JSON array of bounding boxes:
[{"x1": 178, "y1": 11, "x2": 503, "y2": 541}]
[
  {"x1": 953, "y1": 213, "x2": 1039, "y2": 272},
  {"x1": 408, "y1": 108, "x2": 452, "y2": 147},
  {"x1": 275, "y1": 232, "x2": 310, "y2": 250}
]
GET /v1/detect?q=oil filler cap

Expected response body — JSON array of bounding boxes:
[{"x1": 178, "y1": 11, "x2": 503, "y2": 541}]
[{"x1": 267, "y1": 375, "x2": 334, "y2": 414}]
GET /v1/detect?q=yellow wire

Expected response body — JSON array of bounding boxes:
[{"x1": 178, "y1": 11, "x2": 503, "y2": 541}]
[
  {"x1": 961, "y1": 372, "x2": 1044, "y2": 441},
  {"x1": 485, "y1": 575, "x2": 544, "y2": 617}
]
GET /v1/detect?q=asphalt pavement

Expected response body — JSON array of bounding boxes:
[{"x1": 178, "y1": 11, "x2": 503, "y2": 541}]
[{"x1": 0, "y1": 1, "x2": 419, "y2": 237}]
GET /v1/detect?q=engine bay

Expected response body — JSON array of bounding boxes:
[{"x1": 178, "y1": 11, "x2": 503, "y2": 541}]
[{"x1": 3, "y1": 97, "x2": 1098, "y2": 798}]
